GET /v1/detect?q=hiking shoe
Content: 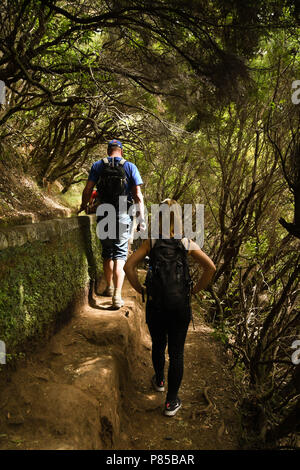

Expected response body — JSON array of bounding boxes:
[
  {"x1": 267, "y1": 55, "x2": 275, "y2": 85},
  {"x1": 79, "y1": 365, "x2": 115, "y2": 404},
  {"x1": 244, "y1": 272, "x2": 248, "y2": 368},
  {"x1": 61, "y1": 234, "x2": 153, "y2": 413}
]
[
  {"x1": 100, "y1": 286, "x2": 114, "y2": 297},
  {"x1": 151, "y1": 375, "x2": 165, "y2": 392},
  {"x1": 112, "y1": 295, "x2": 124, "y2": 309},
  {"x1": 164, "y1": 397, "x2": 182, "y2": 417}
]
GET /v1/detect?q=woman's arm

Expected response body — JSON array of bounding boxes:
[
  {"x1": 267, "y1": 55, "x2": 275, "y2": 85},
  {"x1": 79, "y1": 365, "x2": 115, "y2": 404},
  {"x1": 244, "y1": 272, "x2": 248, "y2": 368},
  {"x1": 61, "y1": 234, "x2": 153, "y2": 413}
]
[
  {"x1": 124, "y1": 240, "x2": 150, "y2": 293},
  {"x1": 189, "y1": 241, "x2": 216, "y2": 294}
]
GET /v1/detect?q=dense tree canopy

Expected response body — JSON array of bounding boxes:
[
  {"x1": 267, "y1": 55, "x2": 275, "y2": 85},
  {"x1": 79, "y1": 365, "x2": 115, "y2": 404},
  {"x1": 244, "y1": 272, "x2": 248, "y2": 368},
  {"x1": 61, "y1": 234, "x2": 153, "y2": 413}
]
[{"x1": 0, "y1": 0, "x2": 299, "y2": 448}]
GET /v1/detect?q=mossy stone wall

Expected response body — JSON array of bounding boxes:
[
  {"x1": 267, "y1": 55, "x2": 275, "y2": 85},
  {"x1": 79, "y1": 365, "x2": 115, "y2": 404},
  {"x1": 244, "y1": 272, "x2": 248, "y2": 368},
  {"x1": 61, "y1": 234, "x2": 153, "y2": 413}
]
[{"x1": 0, "y1": 215, "x2": 102, "y2": 359}]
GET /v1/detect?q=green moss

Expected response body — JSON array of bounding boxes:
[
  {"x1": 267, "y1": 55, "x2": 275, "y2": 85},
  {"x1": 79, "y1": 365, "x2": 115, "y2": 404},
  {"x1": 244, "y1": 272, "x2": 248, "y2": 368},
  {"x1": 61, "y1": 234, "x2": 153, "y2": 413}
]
[{"x1": 0, "y1": 219, "x2": 102, "y2": 356}]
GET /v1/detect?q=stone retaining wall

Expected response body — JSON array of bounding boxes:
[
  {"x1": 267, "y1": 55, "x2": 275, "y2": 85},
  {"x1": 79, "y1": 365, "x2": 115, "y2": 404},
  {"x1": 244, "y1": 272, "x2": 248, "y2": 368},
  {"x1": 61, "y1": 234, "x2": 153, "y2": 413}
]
[{"x1": 0, "y1": 215, "x2": 102, "y2": 359}]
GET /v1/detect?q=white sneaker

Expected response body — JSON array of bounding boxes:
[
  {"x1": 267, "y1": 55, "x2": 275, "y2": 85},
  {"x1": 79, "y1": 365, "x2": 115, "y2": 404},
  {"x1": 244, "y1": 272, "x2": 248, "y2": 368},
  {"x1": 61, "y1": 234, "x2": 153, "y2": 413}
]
[
  {"x1": 151, "y1": 375, "x2": 165, "y2": 392},
  {"x1": 112, "y1": 296, "x2": 124, "y2": 309},
  {"x1": 164, "y1": 397, "x2": 182, "y2": 417},
  {"x1": 101, "y1": 286, "x2": 114, "y2": 297}
]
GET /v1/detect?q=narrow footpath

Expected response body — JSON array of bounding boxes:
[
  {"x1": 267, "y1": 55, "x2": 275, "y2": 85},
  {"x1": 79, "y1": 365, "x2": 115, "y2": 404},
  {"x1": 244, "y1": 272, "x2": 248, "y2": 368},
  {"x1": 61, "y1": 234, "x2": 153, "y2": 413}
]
[{"x1": 0, "y1": 276, "x2": 242, "y2": 450}]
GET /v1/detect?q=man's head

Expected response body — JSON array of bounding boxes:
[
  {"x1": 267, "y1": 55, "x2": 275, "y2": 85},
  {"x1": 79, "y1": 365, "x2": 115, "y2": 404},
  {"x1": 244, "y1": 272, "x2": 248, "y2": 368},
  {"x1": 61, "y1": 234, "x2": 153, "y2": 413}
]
[{"x1": 107, "y1": 139, "x2": 123, "y2": 156}]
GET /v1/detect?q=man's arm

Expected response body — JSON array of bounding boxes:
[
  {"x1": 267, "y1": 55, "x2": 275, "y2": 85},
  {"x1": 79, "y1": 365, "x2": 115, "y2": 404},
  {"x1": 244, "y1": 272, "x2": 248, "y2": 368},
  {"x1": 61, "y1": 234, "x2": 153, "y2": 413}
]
[
  {"x1": 78, "y1": 180, "x2": 95, "y2": 213},
  {"x1": 132, "y1": 184, "x2": 145, "y2": 229}
]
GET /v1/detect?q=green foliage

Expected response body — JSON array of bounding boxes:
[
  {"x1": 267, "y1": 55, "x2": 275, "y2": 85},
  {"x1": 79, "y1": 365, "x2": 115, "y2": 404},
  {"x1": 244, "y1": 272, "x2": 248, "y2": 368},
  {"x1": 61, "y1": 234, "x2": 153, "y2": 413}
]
[
  {"x1": 59, "y1": 181, "x2": 86, "y2": 209},
  {"x1": 211, "y1": 324, "x2": 230, "y2": 346},
  {"x1": 0, "y1": 0, "x2": 299, "y2": 445}
]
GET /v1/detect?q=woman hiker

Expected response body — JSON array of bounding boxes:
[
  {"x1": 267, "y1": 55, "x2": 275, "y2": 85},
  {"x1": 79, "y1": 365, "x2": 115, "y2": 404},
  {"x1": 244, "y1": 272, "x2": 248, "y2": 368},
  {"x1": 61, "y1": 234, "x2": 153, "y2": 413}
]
[{"x1": 124, "y1": 199, "x2": 216, "y2": 416}]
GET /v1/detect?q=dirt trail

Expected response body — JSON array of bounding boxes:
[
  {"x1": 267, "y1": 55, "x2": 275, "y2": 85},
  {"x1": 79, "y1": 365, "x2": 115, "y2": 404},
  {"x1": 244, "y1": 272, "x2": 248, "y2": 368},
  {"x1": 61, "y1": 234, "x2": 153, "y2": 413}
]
[{"x1": 0, "y1": 277, "x2": 241, "y2": 450}]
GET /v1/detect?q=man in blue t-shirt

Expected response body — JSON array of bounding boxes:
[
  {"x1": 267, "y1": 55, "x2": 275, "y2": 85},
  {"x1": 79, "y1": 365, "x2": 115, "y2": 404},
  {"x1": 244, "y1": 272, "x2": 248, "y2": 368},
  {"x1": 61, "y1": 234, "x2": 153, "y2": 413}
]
[{"x1": 78, "y1": 139, "x2": 145, "y2": 309}]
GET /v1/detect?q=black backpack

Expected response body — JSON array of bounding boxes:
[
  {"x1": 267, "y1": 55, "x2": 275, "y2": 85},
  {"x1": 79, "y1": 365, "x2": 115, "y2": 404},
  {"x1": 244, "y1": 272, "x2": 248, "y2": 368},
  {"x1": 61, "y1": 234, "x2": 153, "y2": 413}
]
[
  {"x1": 97, "y1": 157, "x2": 127, "y2": 206},
  {"x1": 145, "y1": 238, "x2": 192, "y2": 312}
]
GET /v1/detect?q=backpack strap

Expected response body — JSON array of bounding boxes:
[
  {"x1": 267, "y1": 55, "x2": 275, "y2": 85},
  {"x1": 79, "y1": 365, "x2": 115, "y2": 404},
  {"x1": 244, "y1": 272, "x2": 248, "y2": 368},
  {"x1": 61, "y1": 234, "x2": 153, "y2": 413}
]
[
  {"x1": 102, "y1": 157, "x2": 126, "y2": 166},
  {"x1": 181, "y1": 238, "x2": 191, "y2": 252}
]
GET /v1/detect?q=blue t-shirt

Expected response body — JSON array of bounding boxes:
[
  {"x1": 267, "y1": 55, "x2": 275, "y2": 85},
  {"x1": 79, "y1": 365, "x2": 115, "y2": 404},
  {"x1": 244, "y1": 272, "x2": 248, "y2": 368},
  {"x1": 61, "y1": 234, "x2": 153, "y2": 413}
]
[{"x1": 88, "y1": 156, "x2": 143, "y2": 201}]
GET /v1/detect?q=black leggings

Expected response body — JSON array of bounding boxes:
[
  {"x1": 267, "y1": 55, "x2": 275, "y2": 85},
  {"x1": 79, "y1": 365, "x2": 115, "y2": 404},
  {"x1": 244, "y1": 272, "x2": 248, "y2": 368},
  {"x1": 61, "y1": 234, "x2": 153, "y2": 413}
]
[{"x1": 146, "y1": 303, "x2": 190, "y2": 402}]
